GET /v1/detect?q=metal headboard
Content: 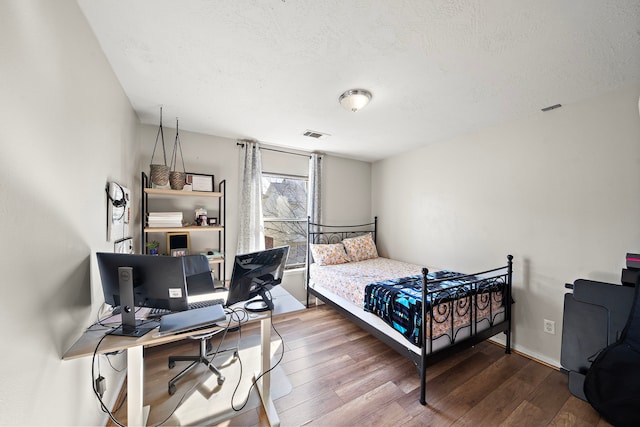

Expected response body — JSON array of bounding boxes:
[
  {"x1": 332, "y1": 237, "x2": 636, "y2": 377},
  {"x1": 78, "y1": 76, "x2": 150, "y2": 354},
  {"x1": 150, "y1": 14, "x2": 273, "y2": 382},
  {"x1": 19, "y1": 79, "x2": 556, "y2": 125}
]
[{"x1": 306, "y1": 216, "x2": 377, "y2": 290}]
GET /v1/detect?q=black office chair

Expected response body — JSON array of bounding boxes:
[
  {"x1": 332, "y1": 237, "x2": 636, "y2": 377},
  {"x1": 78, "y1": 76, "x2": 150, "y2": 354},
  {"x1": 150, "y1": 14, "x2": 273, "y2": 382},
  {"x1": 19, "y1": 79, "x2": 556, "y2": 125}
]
[
  {"x1": 167, "y1": 255, "x2": 238, "y2": 395},
  {"x1": 167, "y1": 328, "x2": 238, "y2": 395}
]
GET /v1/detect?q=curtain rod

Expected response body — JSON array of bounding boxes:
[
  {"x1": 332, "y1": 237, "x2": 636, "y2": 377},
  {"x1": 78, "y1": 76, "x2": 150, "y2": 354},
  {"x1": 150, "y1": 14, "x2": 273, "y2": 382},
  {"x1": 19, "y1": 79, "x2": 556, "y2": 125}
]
[{"x1": 236, "y1": 142, "x2": 318, "y2": 159}]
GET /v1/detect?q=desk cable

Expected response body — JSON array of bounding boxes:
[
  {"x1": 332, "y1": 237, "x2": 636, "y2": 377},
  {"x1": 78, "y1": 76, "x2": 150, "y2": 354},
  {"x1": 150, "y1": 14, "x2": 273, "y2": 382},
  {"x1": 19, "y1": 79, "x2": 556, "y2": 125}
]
[
  {"x1": 92, "y1": 333, "x2": 126, "y2": 427},
  {"x1": 154, "y1": 307, "x2": 247, "y2": 426},
  {"x1": 91, "y1": 317, "x2": 160, "y2": 427},
  {"x1": 230, "y1": 309, "x2": 286, "y2": 412},
  {"x1": 88, "y1": 312, "x2": 160, "y2": 427}
]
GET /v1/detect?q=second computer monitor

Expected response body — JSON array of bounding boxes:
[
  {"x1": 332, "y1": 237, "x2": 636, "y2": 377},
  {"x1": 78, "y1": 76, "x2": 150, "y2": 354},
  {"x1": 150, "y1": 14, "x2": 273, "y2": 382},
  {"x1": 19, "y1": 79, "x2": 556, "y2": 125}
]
[{"x1": 226, "y1": 246, "x2": 289, "y2": 311}]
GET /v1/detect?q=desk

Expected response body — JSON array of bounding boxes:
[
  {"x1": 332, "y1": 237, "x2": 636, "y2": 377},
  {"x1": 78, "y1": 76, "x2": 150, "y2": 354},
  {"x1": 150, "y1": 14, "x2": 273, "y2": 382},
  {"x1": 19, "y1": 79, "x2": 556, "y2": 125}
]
[{"x1": 63, "y1": 286, "x2": 304, "y2": 426}]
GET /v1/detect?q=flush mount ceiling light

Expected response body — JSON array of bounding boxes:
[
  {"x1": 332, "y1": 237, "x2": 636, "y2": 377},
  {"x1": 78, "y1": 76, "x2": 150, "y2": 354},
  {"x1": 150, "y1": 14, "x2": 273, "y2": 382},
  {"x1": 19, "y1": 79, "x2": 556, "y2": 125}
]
[{"x1": 339, "y1": 89, "x2": 372, "y2": 112}]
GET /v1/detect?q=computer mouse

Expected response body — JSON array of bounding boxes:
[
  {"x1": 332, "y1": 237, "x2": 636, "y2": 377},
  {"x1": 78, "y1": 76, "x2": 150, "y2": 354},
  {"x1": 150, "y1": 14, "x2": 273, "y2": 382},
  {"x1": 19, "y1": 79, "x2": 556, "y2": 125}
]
[{"x1": 207, "y1": 251, "x2": 214, "y2": 255}]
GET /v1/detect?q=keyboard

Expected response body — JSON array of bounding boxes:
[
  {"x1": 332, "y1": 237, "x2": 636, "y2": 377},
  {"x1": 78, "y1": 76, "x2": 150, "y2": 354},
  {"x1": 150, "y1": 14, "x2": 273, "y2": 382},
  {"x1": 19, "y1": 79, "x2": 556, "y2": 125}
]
[{"x1": 147, "y1": 298, "x2": 225, "y2": 317}]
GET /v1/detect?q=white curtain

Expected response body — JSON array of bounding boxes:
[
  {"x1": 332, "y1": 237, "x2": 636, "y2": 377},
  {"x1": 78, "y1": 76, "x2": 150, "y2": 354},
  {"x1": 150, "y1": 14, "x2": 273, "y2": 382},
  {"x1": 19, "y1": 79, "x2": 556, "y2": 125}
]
[
  {"x1": 308, "y1": 153, "x2": 322, "y2": 227},
  {"x1": 237, "y1": 140, "x2": 264, "y2": 254}
]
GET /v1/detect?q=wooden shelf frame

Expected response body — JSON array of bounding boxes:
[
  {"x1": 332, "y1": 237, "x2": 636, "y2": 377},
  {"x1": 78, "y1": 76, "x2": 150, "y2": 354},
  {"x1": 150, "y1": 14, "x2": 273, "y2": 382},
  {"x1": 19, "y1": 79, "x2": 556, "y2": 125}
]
[{"x1": 141, "y1": 172, "x2": 226, "y2": 282}]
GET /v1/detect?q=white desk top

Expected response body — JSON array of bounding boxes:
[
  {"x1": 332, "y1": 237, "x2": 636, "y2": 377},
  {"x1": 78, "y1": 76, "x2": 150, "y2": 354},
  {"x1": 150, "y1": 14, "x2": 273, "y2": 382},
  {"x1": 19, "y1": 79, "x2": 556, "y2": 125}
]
[{"x1": 63, "y1": 286, "x2": 303, "y2": 360}]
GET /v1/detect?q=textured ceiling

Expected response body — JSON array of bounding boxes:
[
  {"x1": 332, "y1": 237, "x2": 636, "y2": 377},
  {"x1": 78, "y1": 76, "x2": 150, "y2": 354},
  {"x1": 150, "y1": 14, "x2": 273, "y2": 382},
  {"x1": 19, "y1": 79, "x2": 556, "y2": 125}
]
[{"x1": 77, "y1": 0, "x2": 640, "y2": 162}]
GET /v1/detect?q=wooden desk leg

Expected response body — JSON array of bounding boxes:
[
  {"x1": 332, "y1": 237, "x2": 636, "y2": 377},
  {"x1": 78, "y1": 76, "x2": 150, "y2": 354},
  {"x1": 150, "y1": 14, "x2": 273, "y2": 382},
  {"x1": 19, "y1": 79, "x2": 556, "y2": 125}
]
[
  {"x1": 127, "y1": 346, "x2": 149, "y2": 426},
  {"x1": 254, "y1": 315, "x2": 280, "y2": 427}
]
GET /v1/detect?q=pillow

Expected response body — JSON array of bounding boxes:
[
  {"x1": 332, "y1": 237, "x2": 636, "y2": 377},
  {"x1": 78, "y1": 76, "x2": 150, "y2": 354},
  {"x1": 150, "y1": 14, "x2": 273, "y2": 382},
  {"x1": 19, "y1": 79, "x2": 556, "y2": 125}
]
[
  {"x1": 309, "y1": 243, "x2": 350, "y2": 266},
  {"x1": 342, "y1": 233, "x2": 378, "y2": 262}
]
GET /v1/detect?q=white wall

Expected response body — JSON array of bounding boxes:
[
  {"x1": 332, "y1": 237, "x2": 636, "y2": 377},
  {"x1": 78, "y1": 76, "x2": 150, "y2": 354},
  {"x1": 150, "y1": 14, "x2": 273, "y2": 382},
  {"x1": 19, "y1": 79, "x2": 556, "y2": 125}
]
[
  {"x1": 137, "y1": 124, "x2": 239, "y2": 267},
  {"x1": 372, "y1": 86, "x2": 640, "y2": 366},
  {"x1": 322, "y1": 155, "x2": 372, "y2": 225},
  {"x1": 138, "y1": 133, "x2": 372, "y2": 301},
  {"x1": 0, "y1": 1, "x2": 140, "y2": 425}
]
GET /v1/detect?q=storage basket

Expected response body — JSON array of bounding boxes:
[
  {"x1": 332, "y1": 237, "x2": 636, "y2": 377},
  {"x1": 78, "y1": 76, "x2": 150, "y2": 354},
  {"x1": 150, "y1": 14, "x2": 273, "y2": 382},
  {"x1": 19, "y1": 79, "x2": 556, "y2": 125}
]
[
  {"x1": 150, "y1": 164, "x2": 170, "y2": 186},
  {"x1": 150, "y1": 107, "x2": 169, "y2": 186},
  {"x1": 169, "y1": 118, "x2": 186, "y2": 190},
  {"x1": 169, "y1": 171, "x2": 185, "y2": 190}
]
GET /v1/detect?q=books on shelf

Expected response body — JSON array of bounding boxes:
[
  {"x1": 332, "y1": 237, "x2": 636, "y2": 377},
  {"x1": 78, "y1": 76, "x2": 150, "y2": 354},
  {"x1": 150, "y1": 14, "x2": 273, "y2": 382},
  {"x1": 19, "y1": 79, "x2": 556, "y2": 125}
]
[{"x1": 147, "y1": 212, "x2": 183, "y2": 228}]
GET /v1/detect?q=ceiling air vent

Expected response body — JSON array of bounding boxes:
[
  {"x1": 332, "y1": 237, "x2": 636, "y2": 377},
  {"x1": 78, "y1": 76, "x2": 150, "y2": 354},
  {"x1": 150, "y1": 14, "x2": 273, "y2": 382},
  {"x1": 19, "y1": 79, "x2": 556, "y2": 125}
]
[{"x1": 302, "y1": 129, "x2": 330, "y2": 140}]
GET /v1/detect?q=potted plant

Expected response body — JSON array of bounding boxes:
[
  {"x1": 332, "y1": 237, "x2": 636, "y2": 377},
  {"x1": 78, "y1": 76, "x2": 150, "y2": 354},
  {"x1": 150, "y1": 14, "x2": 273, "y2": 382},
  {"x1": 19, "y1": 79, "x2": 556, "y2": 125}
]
[{"x1": 145, "y1": 241, "x2": 160, "y2": 255}]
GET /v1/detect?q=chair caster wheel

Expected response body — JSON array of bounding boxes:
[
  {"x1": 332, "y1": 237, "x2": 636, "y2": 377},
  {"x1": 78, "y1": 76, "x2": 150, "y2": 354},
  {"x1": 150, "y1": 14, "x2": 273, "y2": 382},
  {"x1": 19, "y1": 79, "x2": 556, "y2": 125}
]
[
  {"x1": 233, "y1": 350, "x2": 239, "y2": 359},
  {"x1": 217, "y1": 376, "x2": 225, "y2": 386},
  {"x1": 168, "y1": 361, "x2": 175, "y2": 369},
  {"x1": 168, "y1": 383, "x2": 176, "y2": 395}
]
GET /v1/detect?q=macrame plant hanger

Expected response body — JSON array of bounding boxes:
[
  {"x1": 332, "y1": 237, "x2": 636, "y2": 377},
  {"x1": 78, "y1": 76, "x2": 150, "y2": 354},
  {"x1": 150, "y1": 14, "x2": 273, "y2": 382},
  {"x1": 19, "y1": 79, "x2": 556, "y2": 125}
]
[
  {"x1": 169, "y1": 117, "x2": 186, "y2": 190},
  {"x1": 150, "y1": 106, "x2": 169, "y2": 186}
]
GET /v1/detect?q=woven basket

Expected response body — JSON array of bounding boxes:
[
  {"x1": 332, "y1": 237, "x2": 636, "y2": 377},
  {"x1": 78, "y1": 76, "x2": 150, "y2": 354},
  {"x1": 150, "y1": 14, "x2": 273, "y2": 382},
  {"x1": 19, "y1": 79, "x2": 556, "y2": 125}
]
[
  {"x1": 150, "y1": 164, "x2": 170, "y2": 186},
  {"x1": 169, "y1": 171, "x2": 186, "y2": 190}
]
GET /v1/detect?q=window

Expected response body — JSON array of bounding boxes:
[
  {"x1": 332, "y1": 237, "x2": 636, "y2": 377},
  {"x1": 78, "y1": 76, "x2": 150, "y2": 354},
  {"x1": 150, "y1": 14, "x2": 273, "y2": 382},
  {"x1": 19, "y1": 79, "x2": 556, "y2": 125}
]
[{"x1": 261, "y1": 173, "x2": 308, "y2": 268}]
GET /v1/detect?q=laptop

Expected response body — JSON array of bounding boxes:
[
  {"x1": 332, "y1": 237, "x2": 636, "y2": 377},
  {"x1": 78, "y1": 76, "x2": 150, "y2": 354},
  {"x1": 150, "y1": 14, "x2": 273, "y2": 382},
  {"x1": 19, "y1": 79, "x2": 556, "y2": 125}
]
[
  {"x1": 157, "y1": 304, "x2": 226, "y2": 337},
  {"x1": 145, "y1": 255, "x2": 226, "y2": 315}
]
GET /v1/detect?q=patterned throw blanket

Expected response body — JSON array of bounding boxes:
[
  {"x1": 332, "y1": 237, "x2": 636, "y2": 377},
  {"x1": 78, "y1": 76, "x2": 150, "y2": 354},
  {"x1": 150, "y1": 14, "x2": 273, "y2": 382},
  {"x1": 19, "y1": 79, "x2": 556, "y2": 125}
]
[{"x1": 363, "y1": 270, "x2": 502, "y2": 346}]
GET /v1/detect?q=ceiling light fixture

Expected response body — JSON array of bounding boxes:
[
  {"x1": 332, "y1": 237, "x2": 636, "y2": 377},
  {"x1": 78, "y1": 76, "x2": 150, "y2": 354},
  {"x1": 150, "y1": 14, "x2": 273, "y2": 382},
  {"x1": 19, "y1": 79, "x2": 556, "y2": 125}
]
[{"x1": 339, "y1": 89, "x2": 372, "y2": 112}]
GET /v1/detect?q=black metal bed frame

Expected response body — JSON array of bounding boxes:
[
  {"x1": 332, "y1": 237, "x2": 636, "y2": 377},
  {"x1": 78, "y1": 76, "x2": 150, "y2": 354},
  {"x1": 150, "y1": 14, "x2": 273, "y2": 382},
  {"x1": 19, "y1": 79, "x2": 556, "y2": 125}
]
[{"x1": 305, "y1": 217, "x2": 513, "y2": 405}]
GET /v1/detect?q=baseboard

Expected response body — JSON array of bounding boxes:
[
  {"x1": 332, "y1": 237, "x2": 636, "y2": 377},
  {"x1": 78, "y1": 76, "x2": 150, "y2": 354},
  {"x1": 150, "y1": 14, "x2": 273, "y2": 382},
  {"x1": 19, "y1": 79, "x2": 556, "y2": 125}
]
[{"x1": 487, "y1": 338, "x2": 561, "y2": 371}]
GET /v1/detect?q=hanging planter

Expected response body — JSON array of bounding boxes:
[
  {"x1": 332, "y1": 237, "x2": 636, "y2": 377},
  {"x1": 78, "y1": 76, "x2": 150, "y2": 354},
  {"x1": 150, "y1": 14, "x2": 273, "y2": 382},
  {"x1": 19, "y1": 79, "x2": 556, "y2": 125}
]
[
  {"x1": 169, "y1": 117, "x2": 186, "y2": 190},
  {"x1": 150, "y1": 107, "x2": 170, "y2": 187}
]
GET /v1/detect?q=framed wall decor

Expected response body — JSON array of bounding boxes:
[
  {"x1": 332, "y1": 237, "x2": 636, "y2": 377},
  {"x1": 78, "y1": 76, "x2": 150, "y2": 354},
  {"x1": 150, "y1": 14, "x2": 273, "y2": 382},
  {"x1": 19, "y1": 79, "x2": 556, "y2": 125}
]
[
  {"x1": 167, "y1": 232, "x2": 190, "y2": 255},
  {"x1": 186, "y1": 172, "x2": 214, "y2": 192}
]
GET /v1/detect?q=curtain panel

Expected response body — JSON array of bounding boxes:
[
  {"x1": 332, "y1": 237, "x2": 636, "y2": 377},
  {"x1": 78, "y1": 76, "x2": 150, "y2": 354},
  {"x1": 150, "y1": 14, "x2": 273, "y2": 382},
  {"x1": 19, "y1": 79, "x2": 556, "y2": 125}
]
[{"x1": 237, "y1": 140, "x2": 265, "y2": 254}]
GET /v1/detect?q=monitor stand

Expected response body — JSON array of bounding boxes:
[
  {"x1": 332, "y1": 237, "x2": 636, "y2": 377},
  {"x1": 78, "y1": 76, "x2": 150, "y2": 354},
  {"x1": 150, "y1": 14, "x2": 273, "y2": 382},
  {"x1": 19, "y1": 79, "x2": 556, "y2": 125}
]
[
  {"x1": 244, "y1": 288, "x2": 274, "y2": 312},
  {"x1": 109, "y1": 267, "x2": 155, "y2": 337}
]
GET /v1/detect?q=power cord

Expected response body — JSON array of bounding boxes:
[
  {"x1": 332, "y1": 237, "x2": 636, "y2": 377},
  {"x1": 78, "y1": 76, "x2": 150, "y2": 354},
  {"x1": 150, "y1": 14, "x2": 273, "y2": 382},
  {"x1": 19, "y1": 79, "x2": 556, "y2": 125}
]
[
  {"x1": 92, "y1": 332, "x2": 126, "y2": 427},
  {"x1": 230, "y1": 310, "x2": 286, "y2": 412},
  {"x1": 90, "y1": 315, "x2": 158, "y2": 427},
  {"x1": 90, "y1": 306, "x2": 269, "y2": 426},
  {"x1": 154, "y1": 308, "x2": 247, "y2": 426}
]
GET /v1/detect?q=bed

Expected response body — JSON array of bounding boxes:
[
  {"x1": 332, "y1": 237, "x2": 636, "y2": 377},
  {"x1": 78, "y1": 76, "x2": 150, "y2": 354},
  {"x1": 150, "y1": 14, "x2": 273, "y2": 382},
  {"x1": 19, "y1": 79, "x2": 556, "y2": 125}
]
[{"x1": 305, "y1": 217, "x2": 513, "y2": 404}]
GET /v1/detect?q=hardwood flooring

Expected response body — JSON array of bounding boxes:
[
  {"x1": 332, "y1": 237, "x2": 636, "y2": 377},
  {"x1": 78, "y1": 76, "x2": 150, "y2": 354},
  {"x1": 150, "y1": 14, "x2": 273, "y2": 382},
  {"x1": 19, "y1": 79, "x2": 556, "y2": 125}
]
[{"x1": 115, "y1": 305, "x2": 611, "y2": 426}]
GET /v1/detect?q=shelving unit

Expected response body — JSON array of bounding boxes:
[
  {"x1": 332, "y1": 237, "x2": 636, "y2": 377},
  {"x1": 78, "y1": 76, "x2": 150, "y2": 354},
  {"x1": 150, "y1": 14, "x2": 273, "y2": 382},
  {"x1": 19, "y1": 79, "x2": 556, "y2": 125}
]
[{"x1": 141, "y1": 172, "x2": 226, "y2": 284}]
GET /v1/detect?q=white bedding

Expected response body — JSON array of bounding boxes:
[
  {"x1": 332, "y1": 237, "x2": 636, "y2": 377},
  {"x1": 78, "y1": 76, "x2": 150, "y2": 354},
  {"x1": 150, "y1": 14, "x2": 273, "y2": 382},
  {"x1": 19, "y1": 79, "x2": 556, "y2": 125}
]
[
  {"x1": 309, "y1": 257, "x2": 424, "y2": 307},
  {"x1": 308, "y1": 257, "x2": 505, "y2": 355}
]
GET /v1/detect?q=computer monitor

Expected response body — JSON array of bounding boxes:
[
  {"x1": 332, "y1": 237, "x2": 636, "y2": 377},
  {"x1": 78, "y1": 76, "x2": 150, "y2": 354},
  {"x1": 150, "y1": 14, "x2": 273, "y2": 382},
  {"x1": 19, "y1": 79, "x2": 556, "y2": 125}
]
[
  {"x1": 97, "y1": 252, "x2": 211, "y2": 336},
  {"x1": 226, "y1": 246, "x2": 290, "y2": 312}
]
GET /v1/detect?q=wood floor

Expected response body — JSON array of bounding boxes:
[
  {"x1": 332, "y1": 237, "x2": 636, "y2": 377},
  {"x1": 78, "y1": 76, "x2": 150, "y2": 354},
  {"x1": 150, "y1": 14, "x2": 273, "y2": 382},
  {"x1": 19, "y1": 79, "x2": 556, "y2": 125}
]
[{"x1": 116, "y1": 305, "x2": 611, "y2": 426}]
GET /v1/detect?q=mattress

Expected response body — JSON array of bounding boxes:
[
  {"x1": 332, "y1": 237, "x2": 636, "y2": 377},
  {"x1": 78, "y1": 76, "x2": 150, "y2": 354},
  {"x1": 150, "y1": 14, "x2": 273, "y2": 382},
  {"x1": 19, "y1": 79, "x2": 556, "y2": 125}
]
[
  {"x1": 308, "y1": 257, "x2": 422, "y2": 307},
  {"x1": 309, "y1": 257, "x2": 505, "y2": 348}
]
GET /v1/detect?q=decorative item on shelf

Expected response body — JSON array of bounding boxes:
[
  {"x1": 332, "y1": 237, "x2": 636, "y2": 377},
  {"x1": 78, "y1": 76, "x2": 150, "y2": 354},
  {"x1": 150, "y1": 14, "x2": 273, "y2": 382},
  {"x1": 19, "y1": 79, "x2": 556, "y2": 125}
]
[
  {"x1": 203, "y1": 251, "x2": 224, "y2": 262},
  {"x1": 186, "y1": 172, "x2": 214, "y2": 192},
  {"x1": 167, "y1": 232, "x2": 190, "y2": 254},
  {"x1": 207, "y1": 217, "x2": 218, "y2": 226},
  {"x1": 169, "y1": 117, "x2": 186, "y2": 190},
  {"x1": 150, "y1": 107, "x2": 170, "y2": 187},
  {"x1": 170, "y1": 248, "x2": 188, "y2": 257},
  {"x1": 145, "y1": 240, "x2": 160, "y2": 255},
  {"x1": 195, "y1": 207, "x2": 208, "y2": 226}
]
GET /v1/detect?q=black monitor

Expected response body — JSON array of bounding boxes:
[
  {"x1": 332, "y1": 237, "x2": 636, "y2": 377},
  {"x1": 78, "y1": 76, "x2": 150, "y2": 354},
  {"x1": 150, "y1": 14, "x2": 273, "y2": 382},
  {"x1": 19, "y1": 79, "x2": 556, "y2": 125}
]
[
  {"x1": 226, "y1": 246, "x2": 289, "y2": 312},
  {"x1": 97, "y1": 252, "x2": 211, "y2": 336}
]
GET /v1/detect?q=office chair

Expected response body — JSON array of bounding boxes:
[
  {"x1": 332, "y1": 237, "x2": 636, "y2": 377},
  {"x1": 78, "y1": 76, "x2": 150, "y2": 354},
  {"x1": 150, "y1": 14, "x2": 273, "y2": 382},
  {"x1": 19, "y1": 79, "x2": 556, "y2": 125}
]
[
  {"x1": 167, "y1": 328, "x2": 238, "y2": 395},
  {"x1": 167, "y1": 254, "x2": 238, "y2": 395}
]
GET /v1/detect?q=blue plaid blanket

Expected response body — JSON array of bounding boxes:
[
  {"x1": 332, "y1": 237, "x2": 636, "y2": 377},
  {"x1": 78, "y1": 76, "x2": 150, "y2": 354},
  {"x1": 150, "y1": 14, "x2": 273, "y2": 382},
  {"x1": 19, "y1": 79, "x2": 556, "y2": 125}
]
[{"x1": 363, "y1": 270, "x2": 501, "y2": 346}]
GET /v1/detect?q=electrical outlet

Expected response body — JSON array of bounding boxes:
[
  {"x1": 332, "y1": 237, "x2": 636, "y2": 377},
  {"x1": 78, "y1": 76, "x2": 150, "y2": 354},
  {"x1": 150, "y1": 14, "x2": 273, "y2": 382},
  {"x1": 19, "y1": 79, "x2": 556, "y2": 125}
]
[{"x1": 544, "y1": 319, "x2": 555, "y2": 335}]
